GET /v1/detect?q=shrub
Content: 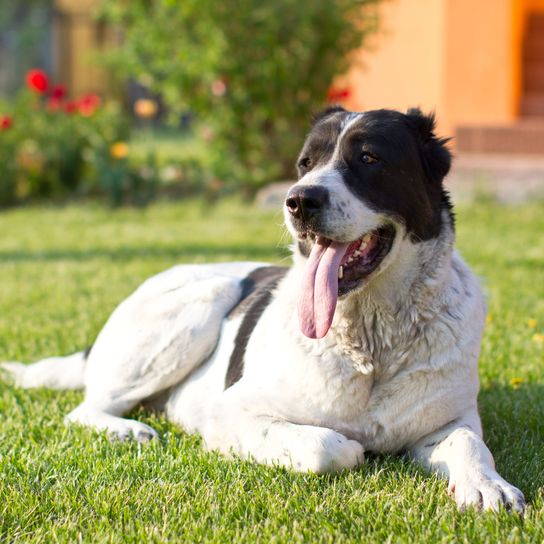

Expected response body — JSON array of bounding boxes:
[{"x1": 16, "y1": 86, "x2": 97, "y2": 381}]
[
  {"x1": 100, "y1": 0, "x2": 381, "y2": 194},
  {"x1": 0, "y1": 69, "x2": 159, "y2": 207}
]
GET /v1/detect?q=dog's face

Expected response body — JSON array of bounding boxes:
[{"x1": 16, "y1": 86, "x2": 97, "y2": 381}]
[{"x1": 284, "y1": 107, "x2": 452, "y2": 339}]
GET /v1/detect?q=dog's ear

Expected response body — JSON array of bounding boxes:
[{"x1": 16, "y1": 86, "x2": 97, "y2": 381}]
[
  {"x1": 406, "y1": 107, "x2": 451, "y2": 182},
  {"x1": 312, "y1": 105, "x2": 347, "y2": 126}
]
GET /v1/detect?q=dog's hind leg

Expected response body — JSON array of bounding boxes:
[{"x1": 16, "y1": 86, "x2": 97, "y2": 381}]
[
  {"x1": 1, "y1": 350, "x2": 88, "y2": 390},
  {"x1": 62, "y1": 263, "x2": 264, "y2": 441},
  {"x1": 0, "y1": 351, "x2": 155, "y2": 440}
]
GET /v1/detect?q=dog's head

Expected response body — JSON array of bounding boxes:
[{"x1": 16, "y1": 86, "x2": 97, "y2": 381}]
[{"x1": 284, "y1": 106, "x2": 452, "y2": 339}]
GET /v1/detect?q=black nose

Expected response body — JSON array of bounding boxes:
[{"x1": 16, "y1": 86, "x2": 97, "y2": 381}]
[{"x1": 285, "y1": 186, "x2": 329, "y2": 220}]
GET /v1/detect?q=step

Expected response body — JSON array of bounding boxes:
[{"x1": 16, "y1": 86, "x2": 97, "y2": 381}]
[
  {"x1": 446, "y1": 154, "x2": 544, "y2": 203},
  {"x1": 456, "y1": 122, "x2": 544, "y2": 154}
]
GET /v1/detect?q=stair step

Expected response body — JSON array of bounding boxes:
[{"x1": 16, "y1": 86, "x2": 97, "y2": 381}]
[{"x1": 456, "y1": 122, "x2": 544, "y2": 154}]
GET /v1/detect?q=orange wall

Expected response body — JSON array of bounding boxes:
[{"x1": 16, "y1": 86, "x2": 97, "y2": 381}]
[
  {"x1": 341, "y1": 0, "x2": 447, "y2": 130},
  {"x1": 525, "y1": 0, "x2": 544, "y2": 8},
  {"x1": 442, "y1": 0, "x2": 518, "y2": 131},
  {"x1": 341, "y1": 0, "x2": 532, "y2": 138}
]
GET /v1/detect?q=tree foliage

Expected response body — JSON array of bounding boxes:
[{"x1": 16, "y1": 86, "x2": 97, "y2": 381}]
[{"x1": 101, "y1": 0, "x2": 380, "y2": 193}]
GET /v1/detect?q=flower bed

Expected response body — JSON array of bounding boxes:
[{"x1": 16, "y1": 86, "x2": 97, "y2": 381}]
[{"x1": 0, "y1": 69, "x2": 160, "y2": 207}]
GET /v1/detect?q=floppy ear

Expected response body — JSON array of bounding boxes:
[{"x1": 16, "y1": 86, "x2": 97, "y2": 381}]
[
  {"x1": 406, "y1": 107, "x2": 451, "y2": 183},
  {"x1": 312, "y1": 105, "x2": 347, "y2": 126}
]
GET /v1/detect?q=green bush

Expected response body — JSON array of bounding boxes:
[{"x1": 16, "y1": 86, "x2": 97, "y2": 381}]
[
  {"x1": 100, "y1": 0, "x2": 380, "y2": 194},
  {"x1": 0, "y1": 69, "x2": 161, "y2": 207}
]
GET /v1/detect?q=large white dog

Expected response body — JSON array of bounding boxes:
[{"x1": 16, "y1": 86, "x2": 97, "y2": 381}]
[{"x1": 2, "y1": 107, "x2": 524, "y2": 512}]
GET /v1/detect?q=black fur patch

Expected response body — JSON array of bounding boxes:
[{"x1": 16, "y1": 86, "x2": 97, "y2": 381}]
[
  {"x1": 297, "y1": 109, "x2": 350, "y2": 177},
  {"x1": 225, "y1": 266, "x2": 288, "y2": 389},
  {"x1": 311, "y1": 105, "x2": 347, "y2": 126}
]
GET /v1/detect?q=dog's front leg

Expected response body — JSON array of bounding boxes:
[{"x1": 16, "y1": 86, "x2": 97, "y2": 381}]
[
  {"x1": 201, "y1": 391, "x2": 364, "y2": 474},
  {"x1": 408, "y1": 413, "x2": 524, "y2": 512}
]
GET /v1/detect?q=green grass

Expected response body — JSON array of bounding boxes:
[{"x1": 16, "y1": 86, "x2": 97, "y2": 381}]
[
  {"x1": 0, "y1": 198, "x2": 543, "y2": 542},
  {"x1": 130, "y1": 128, "x2": 207, "y2": 164}
]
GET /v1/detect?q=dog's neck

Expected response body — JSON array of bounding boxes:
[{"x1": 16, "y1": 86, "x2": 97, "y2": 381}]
[{"x1": 331, "y1": 216, "x2": 456, "y2": 375}]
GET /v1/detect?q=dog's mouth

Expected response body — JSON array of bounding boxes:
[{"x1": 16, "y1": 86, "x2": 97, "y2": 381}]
[
  {"x1": 337, "y1": 225, "x2": 396, "y2": 296},
  {"x1": 297, "y1": 225, "x2": 396, "y2": 339}
]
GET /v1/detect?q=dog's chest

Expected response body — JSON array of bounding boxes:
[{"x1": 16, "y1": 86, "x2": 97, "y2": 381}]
[{"x1": 241, "y1": 296, "x2": 438, "y2": 440}]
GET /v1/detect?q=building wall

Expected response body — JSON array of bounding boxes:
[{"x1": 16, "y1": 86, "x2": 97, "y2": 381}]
[
  {"x1": 525, "y1": 0, "x2": 544, "y2": 9},
  {"x1": 442, "y1": 0, "x2": 517, "y2": 131},
  {"x1": 341, "y1": 0, "x2": 544, "y2": 138},
  {"x1": 341, "y1": 0, "x2": 447, "y2": 130}
]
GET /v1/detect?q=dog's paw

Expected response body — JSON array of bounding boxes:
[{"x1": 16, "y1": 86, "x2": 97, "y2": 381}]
[
  {"x1": 285, "y1": 427, "x2": 364, "y2": 474},
  {"x1": 108, "y1": 419, "x2": 159, "y2": 443},
  {"x1": 449, "y1": 470, "x2": 525, "y2": 513}
]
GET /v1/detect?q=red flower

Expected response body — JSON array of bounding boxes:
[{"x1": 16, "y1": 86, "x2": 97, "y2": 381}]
[
  {"x1": 0, "y1": 115, "x2": 12, "y2": 130},
  {"x1": 78, "y1": 94, "x2": 101, "y2": 116},
  {"x1": 26, "y1": 69, "x2": 49, "y2": 94},
  {"x1": 64, "y1": 101, "x2": 78, "y2": 114},
  {"x1": 327, "y1": 87, "x2": 351, "y2": 102},
  {"x1": 51, "y1": 85, "x2": 67, "y2": 101}
]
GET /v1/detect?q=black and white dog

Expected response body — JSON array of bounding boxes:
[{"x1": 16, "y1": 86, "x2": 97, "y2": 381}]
[{"x1": 2, "y1": 107, "x2": 524, "y2": 512}]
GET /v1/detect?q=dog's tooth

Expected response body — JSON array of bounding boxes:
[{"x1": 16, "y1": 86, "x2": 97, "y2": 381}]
[
  {"x1": 353, "y1": 250, "x2": 361, "y2": 257},
  {"x1": 363, "y1": 233, "x2": 372, "y2": 243},
  {"x1": 338, "y1": 266, "x2": 344, "y2": 279}
]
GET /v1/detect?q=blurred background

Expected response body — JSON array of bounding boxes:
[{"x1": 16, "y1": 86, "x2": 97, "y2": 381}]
[{"x1": 1, "y1": 0, "x2": 544, "y2": 207}]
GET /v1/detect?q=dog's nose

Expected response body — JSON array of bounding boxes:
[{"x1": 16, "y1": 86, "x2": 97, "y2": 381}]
[{"x1": 285, "y1": 186, "x2": 329, "y2": 220}]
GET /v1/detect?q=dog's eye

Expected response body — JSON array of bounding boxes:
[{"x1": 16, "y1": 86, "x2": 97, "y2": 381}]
[
  {"x1": 298, "y1": 157, "x2": 312, "y2": 170},
  {"x1": 361, "y1": 152, "x2": 378, "y2": 164}
]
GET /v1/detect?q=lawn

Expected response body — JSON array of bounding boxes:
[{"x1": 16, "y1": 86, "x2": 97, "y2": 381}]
[{"x1": 0, "y1": 198, "x2": 543, "y2": 542}]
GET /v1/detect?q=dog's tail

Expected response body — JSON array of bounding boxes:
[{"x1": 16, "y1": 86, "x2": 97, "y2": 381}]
[{"x1": 0, "y1": 347, "x2": 90, "y2": 390}]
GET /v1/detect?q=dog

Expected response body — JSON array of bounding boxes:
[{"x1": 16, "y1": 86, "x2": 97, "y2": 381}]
[{"x1": 1, "y1": 106, "x2": 524, "y2": 512}]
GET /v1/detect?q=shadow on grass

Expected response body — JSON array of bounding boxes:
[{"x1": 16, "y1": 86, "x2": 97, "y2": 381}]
[{"x1": 0, "y1": 243, "x2": 291, "y2": 263}]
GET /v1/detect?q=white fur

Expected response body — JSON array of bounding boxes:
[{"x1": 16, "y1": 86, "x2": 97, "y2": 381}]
[{"x1": 1, "y1": 171, "x2": 524, "y2": 512}]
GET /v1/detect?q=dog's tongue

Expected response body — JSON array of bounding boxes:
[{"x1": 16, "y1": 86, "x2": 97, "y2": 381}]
[{"x1": 298, "y1": 237, "x2": 349, "y2": 339}]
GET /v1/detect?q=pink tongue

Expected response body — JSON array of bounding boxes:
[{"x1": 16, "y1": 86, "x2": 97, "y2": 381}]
[{"x1": 298, "y1": 237, "x2": 349, "y2": 339}]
